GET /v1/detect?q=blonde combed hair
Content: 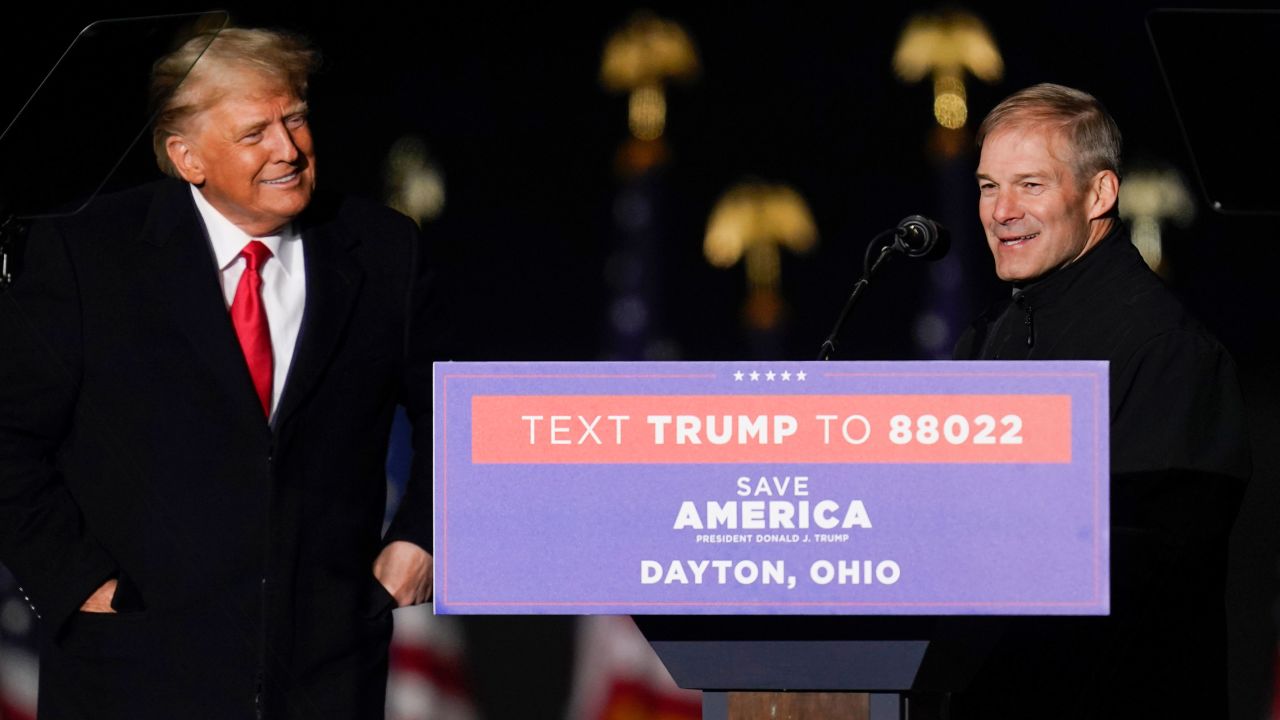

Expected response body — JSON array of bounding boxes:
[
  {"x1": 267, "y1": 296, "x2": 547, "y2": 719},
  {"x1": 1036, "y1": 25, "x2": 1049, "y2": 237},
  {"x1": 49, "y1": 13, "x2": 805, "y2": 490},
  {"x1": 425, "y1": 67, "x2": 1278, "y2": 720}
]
[{"x1": 150, "y1": 28, "x2": 319, "y2": 177}]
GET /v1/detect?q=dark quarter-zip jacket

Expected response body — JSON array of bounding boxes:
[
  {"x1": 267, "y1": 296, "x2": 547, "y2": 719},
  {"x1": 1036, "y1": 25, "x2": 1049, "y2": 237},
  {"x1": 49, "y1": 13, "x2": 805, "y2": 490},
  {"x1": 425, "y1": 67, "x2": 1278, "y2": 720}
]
[{"x1": 950, "y1": 224, "x2": 1250, "y2": 718}]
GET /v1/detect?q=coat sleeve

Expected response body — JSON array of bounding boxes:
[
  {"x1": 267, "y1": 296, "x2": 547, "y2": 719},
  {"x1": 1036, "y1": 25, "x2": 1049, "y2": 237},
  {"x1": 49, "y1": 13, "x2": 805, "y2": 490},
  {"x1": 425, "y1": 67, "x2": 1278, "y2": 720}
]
[
  {"x1": 382, "y1": 219, "x2": 447, "y2": 553},
  {"x1": 0, "y1": 220, "x2": 117, "y2": 636},
  {"x1": 1109, "y1": 328, "x2": 1251, "y2": 482},
  {"x1": 1107, "y1": 327, "x2": 1249, "y2": 613}
]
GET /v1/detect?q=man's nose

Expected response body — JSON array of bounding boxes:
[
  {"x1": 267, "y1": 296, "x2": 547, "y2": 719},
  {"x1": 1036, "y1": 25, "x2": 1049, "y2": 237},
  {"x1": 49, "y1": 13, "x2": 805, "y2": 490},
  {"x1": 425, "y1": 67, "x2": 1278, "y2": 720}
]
[
  {"x1": 266, "y1": 122, "x2": 301, "y2": 163},
  {"x1": 992, "y1": 189, "x2": 1021, "y2": 224}
]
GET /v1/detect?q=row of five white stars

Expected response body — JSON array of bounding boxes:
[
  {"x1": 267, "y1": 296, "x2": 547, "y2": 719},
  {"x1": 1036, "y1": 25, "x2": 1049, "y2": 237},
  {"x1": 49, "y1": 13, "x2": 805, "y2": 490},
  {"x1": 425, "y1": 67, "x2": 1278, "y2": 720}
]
[{"x1": 733, "y1": 370, "x2": 807, "y2": 381}]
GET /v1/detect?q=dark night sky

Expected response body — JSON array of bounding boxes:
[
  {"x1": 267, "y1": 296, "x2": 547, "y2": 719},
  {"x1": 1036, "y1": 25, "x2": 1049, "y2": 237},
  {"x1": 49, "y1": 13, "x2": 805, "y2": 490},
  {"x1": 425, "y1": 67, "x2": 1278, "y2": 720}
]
[
  {"x1": 7, "y1": 2, "x2": 1278, "y2": 364},
  {"x1": 4, "y1": 3, "x2": 1280, "y2": 716}
]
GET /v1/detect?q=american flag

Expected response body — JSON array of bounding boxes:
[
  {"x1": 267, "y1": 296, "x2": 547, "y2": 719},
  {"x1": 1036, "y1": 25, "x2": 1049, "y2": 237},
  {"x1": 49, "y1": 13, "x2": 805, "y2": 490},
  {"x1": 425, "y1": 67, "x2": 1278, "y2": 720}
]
[
  {"x1": 384, "y1": 409, "x2": 477, "y2": 720},
  {"x1": 386, "y1": 605, "x2": 475, "y2": 720},
  {"x1": 0, "y1": 567, "x2": 38, "y2": 720},
  {"x1": 566, "y1": 616, "x2": 701, "y2": 720}
]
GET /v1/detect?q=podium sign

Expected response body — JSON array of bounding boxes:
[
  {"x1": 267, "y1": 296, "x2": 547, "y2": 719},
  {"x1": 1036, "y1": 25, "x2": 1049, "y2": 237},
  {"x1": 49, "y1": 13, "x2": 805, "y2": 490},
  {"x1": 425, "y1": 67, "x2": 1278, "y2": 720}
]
[{"x1": 433, "y1": 361, "x2": 1108, "y2": 616}]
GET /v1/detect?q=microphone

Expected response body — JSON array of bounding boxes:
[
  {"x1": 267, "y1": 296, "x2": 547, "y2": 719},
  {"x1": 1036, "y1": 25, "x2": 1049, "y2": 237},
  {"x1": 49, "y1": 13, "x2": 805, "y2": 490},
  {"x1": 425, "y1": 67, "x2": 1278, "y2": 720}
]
[
  {"x1": 817, "y1": 213, "x2": 950, "y2": 359},
  {"x1": 893, "y1": 214, "x2": 949, "y2": 261}
]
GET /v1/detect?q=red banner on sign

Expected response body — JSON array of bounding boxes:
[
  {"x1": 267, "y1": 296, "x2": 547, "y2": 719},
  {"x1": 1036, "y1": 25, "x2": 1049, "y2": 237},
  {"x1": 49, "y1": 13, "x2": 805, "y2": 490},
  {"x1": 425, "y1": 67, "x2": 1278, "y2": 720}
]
[{"x1": 470, "y1": 395, "x2": 1071, "y2": 464}]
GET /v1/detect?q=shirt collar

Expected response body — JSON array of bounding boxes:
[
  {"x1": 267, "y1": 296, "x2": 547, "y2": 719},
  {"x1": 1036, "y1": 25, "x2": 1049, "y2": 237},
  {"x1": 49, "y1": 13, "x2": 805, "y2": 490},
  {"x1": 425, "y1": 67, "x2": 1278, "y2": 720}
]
[{"x1": 189, "y1": 184, "x2": 301, "y2": 276}]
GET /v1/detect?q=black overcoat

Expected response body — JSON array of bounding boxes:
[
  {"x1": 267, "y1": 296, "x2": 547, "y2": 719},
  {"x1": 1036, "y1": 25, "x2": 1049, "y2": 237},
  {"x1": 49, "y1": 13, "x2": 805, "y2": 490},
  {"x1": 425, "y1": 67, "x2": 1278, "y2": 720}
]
[{"x1": 0, "y1": 177, "x2": 438, "y2": 719}]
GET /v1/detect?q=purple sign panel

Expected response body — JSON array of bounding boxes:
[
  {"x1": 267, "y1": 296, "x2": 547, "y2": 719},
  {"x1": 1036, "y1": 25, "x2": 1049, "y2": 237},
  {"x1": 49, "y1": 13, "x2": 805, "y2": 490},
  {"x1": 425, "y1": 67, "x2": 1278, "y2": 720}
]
[{"x1": 434, "y1": 361, "x2": 1108, "y2": 615}]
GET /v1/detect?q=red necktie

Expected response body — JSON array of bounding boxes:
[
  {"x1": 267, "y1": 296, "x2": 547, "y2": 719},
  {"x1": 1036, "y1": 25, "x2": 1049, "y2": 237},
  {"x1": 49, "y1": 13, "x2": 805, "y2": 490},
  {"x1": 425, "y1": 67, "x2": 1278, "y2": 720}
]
[{"x1": 230, "y1": 240, "x2": 273, "y2": 417}]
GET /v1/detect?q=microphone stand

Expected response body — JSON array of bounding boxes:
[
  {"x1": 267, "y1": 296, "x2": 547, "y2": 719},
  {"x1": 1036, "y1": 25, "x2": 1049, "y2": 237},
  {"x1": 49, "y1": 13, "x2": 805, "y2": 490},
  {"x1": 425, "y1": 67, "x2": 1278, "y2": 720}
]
[
  {"x1": 816, "y1": 228, "x2": 898, "y2": 361},
  {"x1": 0, "y1": 212, "x2": 23, "y2": 292}
]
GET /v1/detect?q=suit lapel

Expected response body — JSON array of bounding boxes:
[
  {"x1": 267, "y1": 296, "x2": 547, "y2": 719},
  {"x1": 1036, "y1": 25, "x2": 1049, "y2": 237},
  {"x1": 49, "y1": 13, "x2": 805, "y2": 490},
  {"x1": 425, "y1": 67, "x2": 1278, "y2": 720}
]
[
  {"x1": 272, "y1": 200, "x2": 363, "y2": 428},
  {"x1": 139, "y1": 180, "x2": 271, "y2": 431}
]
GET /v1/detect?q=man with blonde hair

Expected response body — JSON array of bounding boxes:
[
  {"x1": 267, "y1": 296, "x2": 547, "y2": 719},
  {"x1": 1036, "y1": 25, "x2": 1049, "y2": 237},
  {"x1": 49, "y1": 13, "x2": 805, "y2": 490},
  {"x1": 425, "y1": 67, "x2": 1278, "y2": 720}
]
[
  {"x1": 0, "y1": 27, "x2": 437, "y2": 719},
  {"x1": 953, "y1": 83, "x2": 1249, "y2": 717}
]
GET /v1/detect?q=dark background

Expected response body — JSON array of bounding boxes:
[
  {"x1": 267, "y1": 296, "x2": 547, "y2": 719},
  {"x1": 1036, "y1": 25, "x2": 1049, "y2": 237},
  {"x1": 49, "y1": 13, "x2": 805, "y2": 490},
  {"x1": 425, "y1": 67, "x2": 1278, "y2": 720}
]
[{"x1": 3, "y1": 2, "x2": 1278, "y2": 718}]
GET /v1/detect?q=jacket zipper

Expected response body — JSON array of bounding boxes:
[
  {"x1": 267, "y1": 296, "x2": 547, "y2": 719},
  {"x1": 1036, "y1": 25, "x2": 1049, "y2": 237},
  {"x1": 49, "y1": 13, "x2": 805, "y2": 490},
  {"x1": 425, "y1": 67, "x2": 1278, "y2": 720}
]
[{"x1": 1015, "y1": 293, "x2": 1035, "y2": 349}]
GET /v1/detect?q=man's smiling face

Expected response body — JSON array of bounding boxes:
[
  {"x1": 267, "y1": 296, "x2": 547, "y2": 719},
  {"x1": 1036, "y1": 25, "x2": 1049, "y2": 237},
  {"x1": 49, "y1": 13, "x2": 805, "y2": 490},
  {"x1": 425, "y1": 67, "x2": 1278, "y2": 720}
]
[
  {"x1": 175, "y1": 69, "x2": 316, "y2": 237},
  {"x1": 976, "y1": 125, "x2": 1096, "y2": 283}
]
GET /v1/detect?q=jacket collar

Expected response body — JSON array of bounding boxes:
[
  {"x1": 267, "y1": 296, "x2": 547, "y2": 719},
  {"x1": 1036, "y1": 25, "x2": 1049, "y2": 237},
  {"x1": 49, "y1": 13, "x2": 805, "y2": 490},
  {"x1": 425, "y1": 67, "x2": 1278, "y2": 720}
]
[
  {"x1": 136, "y1": 178, "x2": 364, "y2": 432},
  {"x1": 271, "y1": 193, "x2": 364, "y2": 428},
  {"x1": 1013, "y1": 222, "x2": 1142, "y2": 310}
]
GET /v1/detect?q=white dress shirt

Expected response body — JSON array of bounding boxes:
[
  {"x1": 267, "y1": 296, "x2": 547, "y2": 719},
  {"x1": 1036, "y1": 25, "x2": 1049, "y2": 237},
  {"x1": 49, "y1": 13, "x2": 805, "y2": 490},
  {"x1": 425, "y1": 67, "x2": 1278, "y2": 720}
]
[{"x1": 190, "y1": 184, "x2": 306, "y2": 420}]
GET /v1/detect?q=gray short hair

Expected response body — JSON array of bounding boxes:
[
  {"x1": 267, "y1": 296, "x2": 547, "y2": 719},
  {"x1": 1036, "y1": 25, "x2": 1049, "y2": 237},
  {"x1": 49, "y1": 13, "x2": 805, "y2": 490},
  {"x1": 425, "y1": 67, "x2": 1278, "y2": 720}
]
[
  {"x1": 150, "y1": 28, "x2": 319, "y2": 177},
  {"x1": 976, "y1": 83, "x2": 1122, "y2": 185}
]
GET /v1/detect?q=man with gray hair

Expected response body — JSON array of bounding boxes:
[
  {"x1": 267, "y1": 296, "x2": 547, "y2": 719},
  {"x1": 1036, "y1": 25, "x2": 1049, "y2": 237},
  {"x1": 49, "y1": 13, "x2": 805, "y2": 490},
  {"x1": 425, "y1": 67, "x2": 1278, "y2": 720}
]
[
  {"x1": 0, "y1": 27, "x2": 437, "y2": 719},
  {"x1": 953, "y1": 83, "x2": 1249, "y2": 717}
]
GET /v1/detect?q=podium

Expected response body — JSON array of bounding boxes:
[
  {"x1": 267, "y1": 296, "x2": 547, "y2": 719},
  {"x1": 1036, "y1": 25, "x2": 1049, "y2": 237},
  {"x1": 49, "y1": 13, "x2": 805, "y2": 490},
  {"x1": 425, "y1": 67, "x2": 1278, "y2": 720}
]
[
  {"x1": 637, "y1": 615, "x2": 1004, "y2": 719},
  {"x1": 433, "y1": 361, "x2": 1109, "y2": 719}
]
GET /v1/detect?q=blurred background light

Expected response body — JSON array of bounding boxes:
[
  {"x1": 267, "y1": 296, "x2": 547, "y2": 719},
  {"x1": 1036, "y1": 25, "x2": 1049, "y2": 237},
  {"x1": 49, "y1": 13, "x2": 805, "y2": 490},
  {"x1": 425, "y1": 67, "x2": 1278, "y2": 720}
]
[
  {"x1": 705, "y1": 181, "x2": 817, "y2": 330},
  {"x1": 601, "y1": 11, "x2": 700, "y2": 143},
  {"x1": 384, "y1": 134, "x2": 446, "y2": 226},
  {"x1": 1120, "y1": 166, "x2": 1195, "y2": 276},
  {"x1": 894, "y1": 9, "x2": 1002, "y2": 130}
]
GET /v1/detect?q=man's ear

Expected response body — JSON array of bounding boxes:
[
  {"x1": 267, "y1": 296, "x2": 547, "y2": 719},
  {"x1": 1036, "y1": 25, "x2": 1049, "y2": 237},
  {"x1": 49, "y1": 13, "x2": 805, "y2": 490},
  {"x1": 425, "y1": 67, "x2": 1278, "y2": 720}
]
[
  {"x1": 1087, "y1": 169, "x2": 1119, "y2": 220},
  {"x1": 166, "y1": 135, "x2": 205, "y2": 185}
]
